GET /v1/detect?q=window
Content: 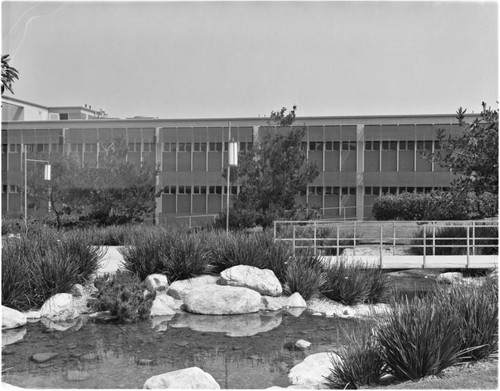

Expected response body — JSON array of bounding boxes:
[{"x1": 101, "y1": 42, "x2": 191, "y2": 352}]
[
  {"x1": 434, "y1": 141, "x2": 441, "y2": 150},
  {"x1": 71, "y1": 143, "x2": 83, "y2": 153},
  {"x1": 342, "y1": 141, "x2": 356, "y2": 151},
  {"x1": 59, "y1": 113, "x2": 69, "y2": 120},
  {"x1": 407, "y1": 187, "x2": 415, "y2": 193},
  {"x1": 25, "y1": 144, "x2": 35, "y2": 153},
  {"x1": 309, "y1": 187, "x2": 323, "y2": 196},
  {"x1": 143, "y1": 143, "x2": 154, "y2": 152},
  {"x1": 309, "y1": 142, "x2": 316, "y2": 151},
  {"x1": 163, "y1": 185, "x2": 176, "y2": 194},
  {"x1": 373, "y1": 187, "x2": 380, "y2": 196},
  {"x1": 2, "y1": 144, "x2": 7, "y2": 153},
  {"x1": 9, "y1": 185, "x2": 19, "y2": 193},
  {"x1": 178, "y1": 143, "x2": 186, "y2": 152},
  {"x1": 200, "y1": 186, "x2": 207, "y2": 194},
  {"x1": 209, "y1": 142, "x2": 222, "y2": 152},
  {"x1": 240, "y1": 142, "x2": 253, "y2": 152},
  {"x1": 193, "y1": 186, "x2": 200, "y2": 194},
  {"x1": 215, "y1": 186, "x2": 222, "y2": 194},
  {"x1": 390, "y1": 141, "x2": 397, "y2": 150},
  {"x1": 342, "y1": 187, "x2": 348, "y2": 195},
  {"x1": 389, "y1": 187, "x2": 398, "y2": 194},
  {"x1": 193, "y1": 143, "x2": 203, "y2": 152},
  {"x1": 209, "y1": 186, "x2": 216, "y2": 194},
  {"x1": 382, "y1": 141, "x2": 389, "y2": 151},
  {"x1": 417, "y1": 141, "x2": 425, "y2": 150},
  {"x1": 9, "y1": 144, "x2": 21, "y2": 153},
  {"x1": 365, "y1": 141, "x2": 373, "y2": 151},
  {"x1": 349, "y1": 187, "x2": 356, "y2": 195},
  {"x1": 382, "y1": 187, "x2": 389, "y2": 194},
  {"x1": 325, "y1": 186, "x2": 332, "y2": 195},
  {"x1": 365, "y1": 187, "x2": 372, "y2": 195},
  {"x1": 424, "y1": 141, "x2": 433, "y2": 150},
  {"x1": 399, "y1": 140, "x2": 415, "y2": 151},
  {"x1": 51, "y1": 144, "x2": 62, "y2": 153},
  {"x1": 84, "y1": 143, "x2": 97, "y2": 153},
  {"x1": 2, "y1": 185, "x2": 7, "y2": 193}
]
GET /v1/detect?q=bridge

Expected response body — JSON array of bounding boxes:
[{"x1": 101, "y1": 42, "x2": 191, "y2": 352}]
[{"x1": 273, "y1": 219, "x2": 498, "y2": 269}]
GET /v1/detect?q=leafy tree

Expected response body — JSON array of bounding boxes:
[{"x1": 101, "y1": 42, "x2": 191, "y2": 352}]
[
  {"x1": 1, "y1": 54, "x2": 19, "y2": 95},
  {"x1": 428, "y1": 102, "x2": 498, "y2": 195},
  {"x1": 217, "y1": 106, "x2": 319, "y2": 229},
  {"x1": 27, "y1": 138, "x2": 161, "y2": 228}
]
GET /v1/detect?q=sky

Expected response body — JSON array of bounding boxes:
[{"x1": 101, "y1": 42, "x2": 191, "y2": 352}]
[{"x1": 1, "y1": 1, "x2": 498, "y2": 119}]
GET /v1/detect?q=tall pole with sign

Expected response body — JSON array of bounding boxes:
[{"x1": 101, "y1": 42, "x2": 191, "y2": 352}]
[{"x1": 226, "y1": 122, "x2": 238, "y2": 235}]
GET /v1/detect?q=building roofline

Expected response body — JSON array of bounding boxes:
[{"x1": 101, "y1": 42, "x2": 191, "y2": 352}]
[
  {"x1": 2, "y1": 96, "x2": 101, "y2": 114},
  {"x1": 2, "y1": 112, "x2": 475, "y2": 126},
  {"x1": 2, "y1": 95, "x2": 48, "y2": 110}
]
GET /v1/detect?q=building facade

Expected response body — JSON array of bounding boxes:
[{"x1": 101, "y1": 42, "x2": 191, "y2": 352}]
[{"x1": 2, "y1": 97, "x2": 465, "y2": 225}]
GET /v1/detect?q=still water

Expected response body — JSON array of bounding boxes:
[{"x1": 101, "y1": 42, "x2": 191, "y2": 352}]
[{"x1": 2, "y1": 310, "x2": 371, "y2": 389}]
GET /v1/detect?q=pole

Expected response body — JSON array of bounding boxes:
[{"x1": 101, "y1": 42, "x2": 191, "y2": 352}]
[
  {"x1": 24, "y1": 144, "x2": 27, "y2": 231},
  {"x1": 226, "y1": 122, "x2": 231, "y2": 236}
]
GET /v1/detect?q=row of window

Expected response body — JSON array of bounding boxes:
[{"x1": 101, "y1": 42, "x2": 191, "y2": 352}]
[
  {"x1": 364, "y1": 186, "x2": 450, "y2": 195},
  {"x1": 308, "y1": 186, "x2": 357, "y2": 196},
  {"x1": 2, "y1": 140, "x2": 442, "y2": 155},
  {"x1": 163, "y1": 185, "x2": 238, "y2": 195},
  {"x1": 2, "y1": 185, "x2": 20, "y2": 193}
]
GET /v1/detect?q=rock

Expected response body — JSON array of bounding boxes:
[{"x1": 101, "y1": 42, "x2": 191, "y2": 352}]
[
  {"x1": 145, "y1": 274, "x2": 169, "y2": 293},
  {"x1": 151, "y1": 315, "x2": 174, "y2": 332},
  {"x1": 285, "y1": 292, "x2": 307, "y2": 308},
  {"x1": 184, "y1": 285, "x2": 262, "y2": 315},
  {"x1": 31, "y1": 352, "x2": 59, "y2": 363},
  {"x1": 143, "y1": 367, "x2": 220, "y2": 389},
  {"x1": 150, "y1": 295, "x2": 176, "y2": 317},
  {"x1": 2, "y1": 327, "x2": 26, "y2": 347},
  {"x1": 2, "y1": 306, "x2": 27, "y2": 329},
  {"x1": 167, "y1": 275, "x2": 220, "y2": 300},
  {"x1": 170, "y1": 312, "x2": 282, "y2": 337},
  {"x1": 70, "y1": 284, "x2": 85, "y2": 297},
  {"x1": 40, "y1": 293, "x2": 77, "y2": 320},
  {"x1": 288, "y1": 352, "x2": 341, "y2": 389},
  {"x1": 436, "y1": 272, "x2": 463, "y2": 284},
  {"x1": 261, "y1": 296, "x2": 284, "y2": 311},
  {"x1": 220, "y1": 265, "x2": 282, "y2": 296},
  {"x1": 41, "y1": 317, "x2": 85, "y2": 331},
  {"x1": 285, "y1": 307, "x2": 306, "y2": 317},
  {"x1": 1, "y1": 382, "x2": 25, "y2": 390},
  {"x1": 65, "y1": 370, "x2": 90, "y2": 382},
  {"x1": 295, "y1": 339, "x2": 311, "y2": 350}
]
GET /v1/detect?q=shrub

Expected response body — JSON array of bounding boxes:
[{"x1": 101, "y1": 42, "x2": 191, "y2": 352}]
[
  {"x1": 92, "y1": 271, "x2": 154, "y2": 322},
  {"x1": 164, "y1": 231, "x2": 213, "y2": 282},
  {"x1": 320, "y1": 261, "x2": 390, "y2": 305},
  {"x1": 120, "y1": 228, "x2": 173, "y2": 280},
  {"x1": 284, "y1": 254, "x2": 325, "y2": 300},
  {"x1": 2, "y1": 231, "x2": 101, "y2": 311},
  {"x1": 410, "y1": 226, "x2": 498, "y2": 256},
  {"x1": 325, "y1": 331, "x2": 386, "y2": 389},
  {"x1": 85, "y1": 225, "x2": 140, "y2": 245},
  {"x1": 375, "y1": 294, "x2": 464, "y2": 381},
  {"x1": 265, "y1": 240, "x2": 294, "y2": 284},
  {"x1": 434, "y1": 279, "x2": 498, "y2": 361}
]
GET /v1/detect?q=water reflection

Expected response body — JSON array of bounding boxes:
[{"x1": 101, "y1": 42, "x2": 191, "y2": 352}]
[{"x1": 2, "y1": 312, "x2": 371, "y2": 389}]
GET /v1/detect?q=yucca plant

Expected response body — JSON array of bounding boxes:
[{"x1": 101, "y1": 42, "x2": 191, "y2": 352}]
[
  {"x1": 325, "y1": 331, "x2": 387, "y2": 389},
  {"x1": 375, "y1": 294, "x2": 464, "y2": 381},
  {"x1": 284, "y1": 253, "x2": 326, "y2": 300}
]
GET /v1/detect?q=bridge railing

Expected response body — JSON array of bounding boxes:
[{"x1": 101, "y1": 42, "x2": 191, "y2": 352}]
[{"x1": 273, "y1": 219, "x2": 498, "y2": 268}]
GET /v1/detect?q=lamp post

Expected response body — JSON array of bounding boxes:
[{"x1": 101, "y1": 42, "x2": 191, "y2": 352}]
[
  {"x1": 24, "y1": 145, "x2": 51, "y2": 230},
  {"x1": 226, "y1": 123, "x2": 238, "y2": 235}
]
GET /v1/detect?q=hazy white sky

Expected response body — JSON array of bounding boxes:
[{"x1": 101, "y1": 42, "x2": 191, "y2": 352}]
[{"x1": 2, "y1": 1, "x2": 498, "y2": 119}]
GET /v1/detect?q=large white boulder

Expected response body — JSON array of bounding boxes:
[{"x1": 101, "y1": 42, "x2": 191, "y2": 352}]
[
  {"x1": 167, "y1": 275, "x2": 220, "y2": 300},
  {"x1": 145, "y1": 274, "x2": 169, "y2": 293},
  {"x1": 2, "y1": 306, "x2": 27, "y2": 329},
  {"x1": 184, "y1": 285, "x2": 262, "y2": 315},
  {"x1": 150, "y1": 294, "x2": 176, "y2": 317},
  {"x1": 285, "y1": 292, "x2": 307, "y2": 308},
  {"x1": 436, "y1": 272, "x2": 463, "y2": 284},
  {"x1": 220, "y1": 265, "x2": 282, "y2": 297},
  {"x1": 170, "y1": 312, "x2": 282, "y2": 337},
  {"x1": 2, "y1": 327, "x2": 26, "y2": 347},
  {"x1": 143, "y1": 367, "x2": 220, "y2": 389},
  {"x1": 40, "y1": 293, "x2": 78, "y2": 320},
  {"x1": 288, "y1": 352, "x2": 341, "y2": 389}
]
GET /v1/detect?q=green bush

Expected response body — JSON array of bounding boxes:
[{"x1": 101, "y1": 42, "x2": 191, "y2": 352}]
[
  {"x1": 410, "y1": 226, "x2": 498, "y2": 256},
  {"x1": 165, "y1": 231, "x2": 213, "y2": 282},
  {"x1": 320, "y1": 261, "x2": 390, "y2": 305},
  {"x1": 434, "y1": 279, "x2": 498, "y2": 361},
  {"x1": 2, "y1": 231, "x2": 101, "y2": 311},
  {"x1": 120, "y1": 228, "x2": 173, "y2": 280},
  {"x1": 92, "y1": 271, "x2": 154, "y2": 322},
  {"x1": 325, "y1": 331, "x2": 386, "y2": 389},
  {"x1": 284, "y1": 254, "x2": 325, "y2": 300},
  {"x1": 375, "y1": 294, "x2": 464, "y2": 381}
]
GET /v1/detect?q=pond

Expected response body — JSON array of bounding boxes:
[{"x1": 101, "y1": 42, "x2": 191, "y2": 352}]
[{"x1": 2, "y1": 309, "x2": 372, "y2": 389}]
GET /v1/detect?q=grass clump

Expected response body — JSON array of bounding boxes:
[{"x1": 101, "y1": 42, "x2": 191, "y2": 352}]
[
  {"x1": 92, "y1": 271, "x2": 154, "y2": 322},
  {"x1": 321, "y1": 261, "x2": 390, "y2": 305},
  {"x1": 2, "y1": 232, "x2": 102, "y2": 311},
  {"x1": 375, "y1": 294, "x2": 464, "y2": 381},
  {"x1": 284, "y1": 253, "x2": 325, "y2": 300},
  {"x1": 325, "y1": 331, "x2": 387, "y2": 389}
]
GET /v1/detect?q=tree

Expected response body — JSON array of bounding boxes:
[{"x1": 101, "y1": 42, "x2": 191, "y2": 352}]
[
  {"x1": 27, "y1": 138, "x2": 161, "y2": 228},
  {"x1": 428, "y1": 102, "x2": 498, "y2": 195},
  {"x1": 1, "y1": 54, "x2": 19, "y2": 95},
  {"x1": 217, "y1": 106, "x2": 319, "y2": 229}
]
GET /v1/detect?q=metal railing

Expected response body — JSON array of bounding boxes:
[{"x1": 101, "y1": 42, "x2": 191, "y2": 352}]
[{"x1": 274, "y1": 219, "x2": 498, "y2": 268}]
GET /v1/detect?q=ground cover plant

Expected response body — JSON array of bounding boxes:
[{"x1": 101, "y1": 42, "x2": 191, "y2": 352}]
[
  {"x1": 92, "y1": 271, "x2": 154, "y2": 322},
  {"x1": 284, "y1": 253, "x2": 326, "y2": 299}
]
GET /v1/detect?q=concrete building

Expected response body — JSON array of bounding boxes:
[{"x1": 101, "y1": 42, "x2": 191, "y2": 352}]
[{"x1": 2, "y1": 96, "x2": 465, "y2": 225}]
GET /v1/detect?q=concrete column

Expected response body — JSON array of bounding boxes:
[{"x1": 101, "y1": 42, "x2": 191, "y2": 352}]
[{"x1": 356, "y1": 124, "x2": 365, "y2": 221}]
